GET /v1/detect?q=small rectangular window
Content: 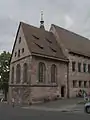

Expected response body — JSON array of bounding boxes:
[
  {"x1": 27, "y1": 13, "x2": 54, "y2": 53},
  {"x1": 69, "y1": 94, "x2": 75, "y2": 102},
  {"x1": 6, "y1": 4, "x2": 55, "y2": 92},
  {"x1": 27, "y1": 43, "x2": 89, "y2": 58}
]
[
  {"x1": 88, "y1": 64, "x2": 90, "y2": 73},
  {"x1": 78, "y1": 62, "x2": 81, "y2": 72},
  {"x1": 73, "y1": 80, "x2": 77, "y2": 88},
  {"x1": 15, "y1": 52, "x2": 17, "y2": 57},
  {"x1": 18, "y1": 49, "x2": 20, "y2": 57},
  {"x1": 72, "y1": 61, "x2": 75, "y2": 72},
  {"x1": 22, "y1": 48, "x2": 24, "y2": 53},
  {"x1": 89, "y1": 81, "x2": 90, "y2": 87},
  {"x1": 84, "y1": 81, "x2": 87, "y2": 88},
  {"x1": 83, "y1": 63, "x2": 86, "y2": 72},
  {"x1": 19, "y1": 37, "x2": 21, "y2": 43},
  {"x1": 79, "y1": 81, "x2": 82, "y2": 87}
]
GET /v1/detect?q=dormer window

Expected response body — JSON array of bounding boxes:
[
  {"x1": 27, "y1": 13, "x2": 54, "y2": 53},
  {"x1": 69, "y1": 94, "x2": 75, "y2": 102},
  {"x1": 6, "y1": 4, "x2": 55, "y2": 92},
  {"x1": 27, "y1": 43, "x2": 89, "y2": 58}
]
[
  {"x1": 46, "y1": 38, "x2": 52, "y2": 43},
  {"x1": 49, "y1": 46, "x2": 56, "y2": 52},
  {"x1": 34, "y1": 42, "x2": 43, "y2": 49},
  {"x1": 32, "y1": 35, "x2": 39, "y2": 40},
  {"x1": 19, "y1": 37, "x2": 21, "y2": 43}
]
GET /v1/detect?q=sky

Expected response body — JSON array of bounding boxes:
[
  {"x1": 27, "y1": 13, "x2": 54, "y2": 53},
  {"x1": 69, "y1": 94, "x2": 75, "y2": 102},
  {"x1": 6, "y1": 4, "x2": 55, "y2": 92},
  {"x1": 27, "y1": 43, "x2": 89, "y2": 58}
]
[{"x1": 0, "y1": 0, "x2": 90, "y2": 53}]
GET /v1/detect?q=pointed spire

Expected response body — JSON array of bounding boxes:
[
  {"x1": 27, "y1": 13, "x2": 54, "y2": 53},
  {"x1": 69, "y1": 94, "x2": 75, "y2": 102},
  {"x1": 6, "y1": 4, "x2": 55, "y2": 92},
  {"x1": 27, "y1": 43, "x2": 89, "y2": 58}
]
[{"x1": 40, "y1": 11, "x2": 45, "y2": 29}]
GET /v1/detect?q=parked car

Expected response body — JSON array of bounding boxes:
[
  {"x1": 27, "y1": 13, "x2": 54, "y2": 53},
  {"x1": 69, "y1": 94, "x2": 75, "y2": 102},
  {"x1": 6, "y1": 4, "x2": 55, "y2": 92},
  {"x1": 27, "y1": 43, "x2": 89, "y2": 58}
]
[{"x1": 84, "y1": 102, "x2": 90, "y2": 114}]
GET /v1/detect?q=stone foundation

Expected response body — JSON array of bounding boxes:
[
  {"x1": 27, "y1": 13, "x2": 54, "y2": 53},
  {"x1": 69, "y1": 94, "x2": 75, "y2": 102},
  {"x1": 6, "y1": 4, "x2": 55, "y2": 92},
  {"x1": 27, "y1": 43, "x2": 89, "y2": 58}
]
[{"x1": 9, "y1": 86, "x2": 60, "y2": 105}]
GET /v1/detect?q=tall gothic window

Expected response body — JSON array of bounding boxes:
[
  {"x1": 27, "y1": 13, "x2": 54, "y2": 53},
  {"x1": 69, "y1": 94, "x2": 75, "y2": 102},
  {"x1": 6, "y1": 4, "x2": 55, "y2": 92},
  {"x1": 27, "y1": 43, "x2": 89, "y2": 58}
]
[
  {"x1": 16, "y1": 64, "x2": 21, "y2": 83},
  {"x1": 23, "y1": 63, "x2": 28, "y2": 83},
  {"x1": 11, "y1": 66, "x2": 14, "y2": 83},
  {"x1": 51, "y1": 64, "x2": 57, "y2": 83},
  {"x1": 38, "y1": 62, "x2": 46, "y2": 83}
]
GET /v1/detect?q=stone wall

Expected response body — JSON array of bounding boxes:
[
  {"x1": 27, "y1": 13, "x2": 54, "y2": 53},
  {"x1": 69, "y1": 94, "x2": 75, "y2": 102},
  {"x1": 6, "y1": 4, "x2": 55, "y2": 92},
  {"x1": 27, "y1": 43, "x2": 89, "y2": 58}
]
[
  {"x1": 9, "y1": 55, "x2": 67, "y2": 104},
  {"x1": 30, "y1": 56, "x2": 68, "y2": 102},
  {"x1": 9, "y1": 56, "x2": 32, "y2": 104},
  {"x1": 9, "y1": 86, "x2": 30, "y2": 104}
]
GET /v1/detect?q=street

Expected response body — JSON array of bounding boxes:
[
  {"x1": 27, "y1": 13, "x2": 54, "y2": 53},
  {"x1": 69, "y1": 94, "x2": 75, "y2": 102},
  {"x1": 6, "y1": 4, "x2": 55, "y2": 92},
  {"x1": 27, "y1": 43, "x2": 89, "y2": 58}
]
[{"x1": 0, "y1": 98, "x2": 90, "y2": 120}]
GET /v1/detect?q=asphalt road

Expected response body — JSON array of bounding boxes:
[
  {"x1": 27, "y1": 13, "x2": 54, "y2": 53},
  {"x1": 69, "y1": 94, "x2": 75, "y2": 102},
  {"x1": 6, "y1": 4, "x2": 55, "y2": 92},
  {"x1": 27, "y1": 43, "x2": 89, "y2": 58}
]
[{"x1": 0, "y1": 103, "x2": 90, "y2": 120}]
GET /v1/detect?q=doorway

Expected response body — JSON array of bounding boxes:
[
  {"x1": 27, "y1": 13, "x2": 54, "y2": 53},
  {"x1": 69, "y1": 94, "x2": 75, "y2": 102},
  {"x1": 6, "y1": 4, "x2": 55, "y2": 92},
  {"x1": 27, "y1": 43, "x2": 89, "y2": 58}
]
[{"x1": 61, "y1": 86, "x2": 65, "y2": 97}]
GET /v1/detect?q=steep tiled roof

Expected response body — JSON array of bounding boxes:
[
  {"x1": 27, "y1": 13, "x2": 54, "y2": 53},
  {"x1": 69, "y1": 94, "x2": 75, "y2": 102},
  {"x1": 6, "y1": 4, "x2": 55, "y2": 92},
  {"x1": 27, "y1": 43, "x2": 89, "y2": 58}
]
[
  {"x1": 53, "y1": 24, "x2": 90, "y2": 57},
  {"x1": 21, "y1": 22, "x2": 68, "y2": 61}
]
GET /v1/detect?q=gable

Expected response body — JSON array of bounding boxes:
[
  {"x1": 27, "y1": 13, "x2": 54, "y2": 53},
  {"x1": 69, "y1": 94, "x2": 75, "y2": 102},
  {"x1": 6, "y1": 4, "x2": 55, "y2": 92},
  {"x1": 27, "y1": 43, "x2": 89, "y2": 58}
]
[{"x1": 11, "y1": 23, "x2": 31, "y2": 63}]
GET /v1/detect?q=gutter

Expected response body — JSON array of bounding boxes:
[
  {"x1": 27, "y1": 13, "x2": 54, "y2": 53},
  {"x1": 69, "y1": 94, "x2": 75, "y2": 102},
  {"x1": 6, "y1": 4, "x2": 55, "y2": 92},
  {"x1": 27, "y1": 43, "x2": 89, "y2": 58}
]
[{"x1": 32, "y1": 52, "x2": 69, "y2": 62}]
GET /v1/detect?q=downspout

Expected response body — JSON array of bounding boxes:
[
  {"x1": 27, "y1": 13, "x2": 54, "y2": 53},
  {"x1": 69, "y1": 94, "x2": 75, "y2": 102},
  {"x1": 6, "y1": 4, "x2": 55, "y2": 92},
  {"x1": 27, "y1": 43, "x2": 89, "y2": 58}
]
[{"x1": 67, "y1": 61, "x2": 69, "y2": 98}]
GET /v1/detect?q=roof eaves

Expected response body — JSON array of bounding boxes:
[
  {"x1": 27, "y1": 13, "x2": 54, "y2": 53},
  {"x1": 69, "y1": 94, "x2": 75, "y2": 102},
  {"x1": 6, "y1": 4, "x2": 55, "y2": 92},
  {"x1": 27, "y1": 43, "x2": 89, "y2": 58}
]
[
  {"x1": 32, "y1": 52, "x2": 69, "y2": 62},
  {"x1": 69, "y1": 49, "x2": 90, "y2": 58}
]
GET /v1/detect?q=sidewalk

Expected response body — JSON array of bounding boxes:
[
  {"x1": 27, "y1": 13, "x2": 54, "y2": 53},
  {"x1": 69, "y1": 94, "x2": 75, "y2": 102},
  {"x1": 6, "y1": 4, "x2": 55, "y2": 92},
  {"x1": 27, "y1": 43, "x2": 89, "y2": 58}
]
[
  {"x1": 22, "y1": 97, "x2": 84, "y2": 112},
  {"x1": 22, "y1": 104, "x2": 77, "y2": 112},
  {"x1": 32, "y1": 97, "x2": 84, "y2": 108}
]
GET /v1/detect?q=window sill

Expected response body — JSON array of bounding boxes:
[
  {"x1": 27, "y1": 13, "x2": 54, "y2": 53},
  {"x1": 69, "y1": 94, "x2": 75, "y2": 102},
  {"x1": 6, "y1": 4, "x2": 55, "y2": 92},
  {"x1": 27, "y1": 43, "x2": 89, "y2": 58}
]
[{"x1": 9, "y1": 84, "x2": 58, "y2": 87}]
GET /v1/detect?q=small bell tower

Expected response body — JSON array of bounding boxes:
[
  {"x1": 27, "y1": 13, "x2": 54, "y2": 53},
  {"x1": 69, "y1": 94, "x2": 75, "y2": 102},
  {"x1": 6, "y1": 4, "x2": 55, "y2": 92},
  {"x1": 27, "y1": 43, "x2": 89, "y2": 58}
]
[{"x1": 40, "y1": 11, "x2": 45, "y2": 29}]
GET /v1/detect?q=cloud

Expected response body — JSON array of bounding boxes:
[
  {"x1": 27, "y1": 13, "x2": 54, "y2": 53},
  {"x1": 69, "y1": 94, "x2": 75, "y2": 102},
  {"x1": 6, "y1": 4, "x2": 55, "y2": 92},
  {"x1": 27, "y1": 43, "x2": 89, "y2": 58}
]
[
  {"x1": 0, "y1": 16, "x2": 18, "y2": 53},
  {"x1": 64, "y1": 15, "x2": 74, "y2": 28},
  {"x1": 0, "y1": 0, "x2": 90, "y2": 52}
]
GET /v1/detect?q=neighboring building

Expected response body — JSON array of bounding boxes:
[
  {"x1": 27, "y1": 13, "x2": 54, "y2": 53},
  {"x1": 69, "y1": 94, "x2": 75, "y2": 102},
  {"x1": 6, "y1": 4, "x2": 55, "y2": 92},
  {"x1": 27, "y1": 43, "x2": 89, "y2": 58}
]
[
  {"x1": 50, "y1": 24, "x2": 90, "y2": 97},
  {"x1": 8, "y1": 21, "x2": 68, "y2": 104}
]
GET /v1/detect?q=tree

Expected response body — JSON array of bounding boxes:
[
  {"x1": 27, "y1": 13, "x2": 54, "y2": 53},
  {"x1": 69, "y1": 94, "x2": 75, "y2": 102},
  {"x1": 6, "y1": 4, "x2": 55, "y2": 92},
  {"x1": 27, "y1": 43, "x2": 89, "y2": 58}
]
[{"x1": 0, "y1": 51, "x2": 11, "y2": 100}]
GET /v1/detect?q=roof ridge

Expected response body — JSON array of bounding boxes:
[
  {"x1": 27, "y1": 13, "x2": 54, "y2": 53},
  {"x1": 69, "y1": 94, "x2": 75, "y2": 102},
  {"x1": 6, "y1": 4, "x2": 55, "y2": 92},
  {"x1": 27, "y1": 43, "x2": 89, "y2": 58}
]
[
  {"x1": 21, "y1": 21, "x2": 49, "y2": 33},
  {"x1": 51, "y1": 24, "x2": 90, "y2": 58},
  {"x1": 52, "y1": 24, "x2": 90, "y2": 41}
]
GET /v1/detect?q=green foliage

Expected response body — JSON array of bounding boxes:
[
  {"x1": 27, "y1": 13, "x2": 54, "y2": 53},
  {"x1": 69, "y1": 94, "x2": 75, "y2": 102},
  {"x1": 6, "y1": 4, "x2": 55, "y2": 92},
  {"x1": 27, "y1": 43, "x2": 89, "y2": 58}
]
[{"x1": 0, "y1": 51, "x2": 11, "y2": 99}]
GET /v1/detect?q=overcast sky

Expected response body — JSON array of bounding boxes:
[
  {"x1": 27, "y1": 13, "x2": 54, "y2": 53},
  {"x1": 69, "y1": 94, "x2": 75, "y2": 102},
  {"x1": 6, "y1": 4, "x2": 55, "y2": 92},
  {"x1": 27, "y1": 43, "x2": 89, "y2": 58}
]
[{"x1": 0, "y1": 0, "x2": 90, "y2": 53}]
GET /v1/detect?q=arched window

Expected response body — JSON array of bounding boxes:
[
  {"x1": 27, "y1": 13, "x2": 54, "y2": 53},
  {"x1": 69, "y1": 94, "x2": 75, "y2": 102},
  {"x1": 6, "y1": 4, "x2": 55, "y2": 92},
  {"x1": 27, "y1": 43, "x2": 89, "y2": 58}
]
[
  {"x1": 16, "y1": 64, "x2": 21, "y2": 83},
  {"x1": 11, "y1": 66, "x2": 14, "y2": 83},
  {"x1": 38, "y1": 62, "x2": 46, "y2": 83},
  {"x1": 51, "y1": 64, "x2": 57, "y2": 83},
  {"x1": 23, "y1": 63, "x2": 28, "y2": 83}
]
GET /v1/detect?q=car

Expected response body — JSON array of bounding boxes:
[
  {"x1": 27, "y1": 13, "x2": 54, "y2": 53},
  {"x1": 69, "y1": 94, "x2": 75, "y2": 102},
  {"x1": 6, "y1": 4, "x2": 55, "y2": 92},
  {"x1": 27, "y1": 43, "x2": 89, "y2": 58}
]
[{"x1": 84, "y1": 102, "x2": 90, "y2": 114}]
